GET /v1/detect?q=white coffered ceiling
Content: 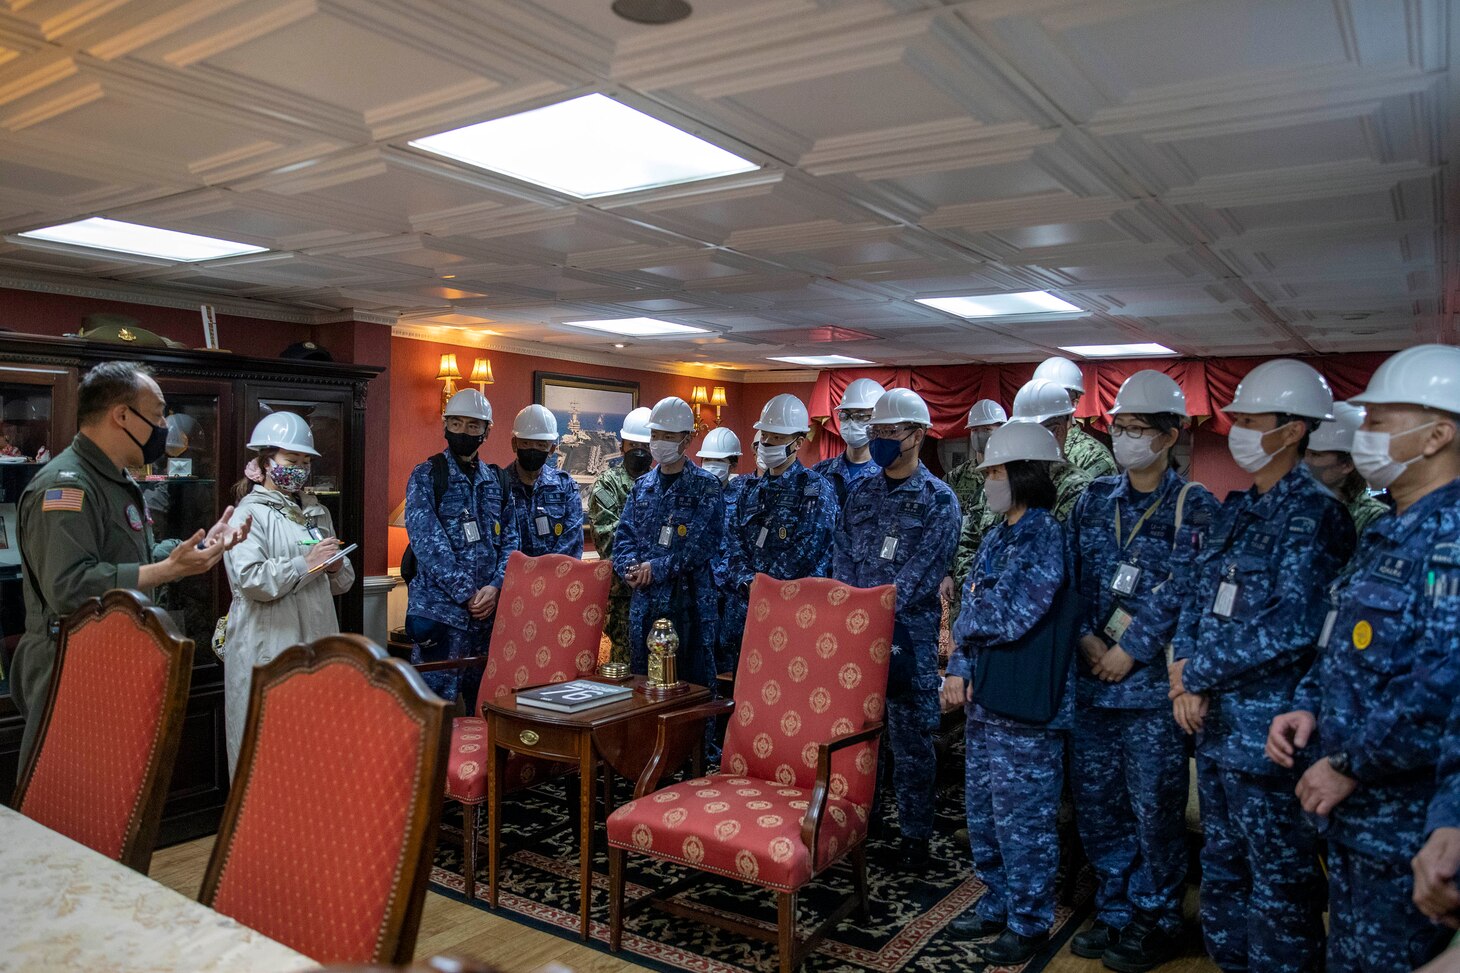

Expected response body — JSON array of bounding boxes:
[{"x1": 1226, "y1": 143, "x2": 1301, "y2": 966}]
[{"x1": 0, "y1": 0, "x2": 1454, "y2": 373}]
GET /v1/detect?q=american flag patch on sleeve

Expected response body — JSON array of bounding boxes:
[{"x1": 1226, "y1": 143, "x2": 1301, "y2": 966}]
[{"x1": 42, "y1": 487, "x2": 85, "y2": 512}]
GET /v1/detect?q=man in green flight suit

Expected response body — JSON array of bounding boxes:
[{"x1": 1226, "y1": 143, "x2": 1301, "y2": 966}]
[
  {"x1": 589, "y1": 406, "x2": 653, "y2": 664},
  {"x1": 1035, "y1": 356, "x2": 1117, "y2": 478},
  {"x1": 14, "y1": 362, "x2": 250, "y2": 765}
]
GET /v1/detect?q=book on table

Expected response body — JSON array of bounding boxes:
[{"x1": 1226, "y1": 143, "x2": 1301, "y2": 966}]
[{"x1": 515, "y1": 680, "x2": 633, "y2": 713}]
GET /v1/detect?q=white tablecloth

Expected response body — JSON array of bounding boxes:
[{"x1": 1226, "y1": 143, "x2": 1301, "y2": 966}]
[{"x1": 0, "y1": 805, "x2": 317, "y2": 972}]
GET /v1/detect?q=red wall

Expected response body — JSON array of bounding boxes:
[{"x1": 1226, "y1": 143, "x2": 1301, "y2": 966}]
[{"x1": 385, "y1": 335, "x2": 749, "y2": 568}]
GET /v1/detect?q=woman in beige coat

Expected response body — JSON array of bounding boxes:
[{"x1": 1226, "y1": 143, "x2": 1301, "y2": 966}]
[{"x1": 222, "y1": 412, "x2": 354, "y2": 775}]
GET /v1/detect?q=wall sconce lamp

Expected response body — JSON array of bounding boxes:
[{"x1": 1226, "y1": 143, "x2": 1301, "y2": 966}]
[
  {"x1": 469, "y1": 357, "x2": 494, "y2": 391},
  {"x1": 709, "y1": 386, "x2": 727, "y2": 425},
  {"x1": 437, "y1": 353, "x2": 462, "y2": 413},
  {"x1": 690, "y1": 385, "x2": 709, "y2": 436}
]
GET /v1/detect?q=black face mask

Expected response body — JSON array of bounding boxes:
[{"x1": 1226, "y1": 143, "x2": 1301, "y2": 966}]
[
  {"x1": 623, "y1": 447, "x2": 652, "y2": 477},
  {"x1": 445, "y1": 430, "x2": 485, "y2": 457},
  {"x1": 516, "y1": 447, "x2": 550, "y2": 473},
  {"x1": 126, "y1": 407, "x2": 169, "y2": 466}
]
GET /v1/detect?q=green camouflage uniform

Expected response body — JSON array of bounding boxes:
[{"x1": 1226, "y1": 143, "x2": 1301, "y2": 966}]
[
  {"x1": 1064, "y1": 422, "x2": 1118, "y2": 479},
  {"x1": 590, "y1": 461, "x2": 636, "y2": 664},
  {"x1": 1052, "y1": 460, "x2": 1096, "y2": 523},
  {"x1": 1347, "y1": 492, "x2": 1389, "y2": 539},
  {"x1": 945, "y1": 460, "x2": 993, "y2": 615}
]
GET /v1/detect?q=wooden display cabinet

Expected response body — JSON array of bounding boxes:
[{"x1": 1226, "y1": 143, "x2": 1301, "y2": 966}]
[{"x1": 0, "y1": 333, "x2": 381, "y2": 843}]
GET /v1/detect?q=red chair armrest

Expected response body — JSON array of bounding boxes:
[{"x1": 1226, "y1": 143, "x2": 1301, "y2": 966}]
[
  {"x1": 800, "y1": 722, "x2": 885, "y2": 865},
  {"x1": 632, "y1": 699, "x2": 735, "y2": 799}
]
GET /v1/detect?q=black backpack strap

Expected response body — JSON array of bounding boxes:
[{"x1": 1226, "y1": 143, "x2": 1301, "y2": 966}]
[{"x1": 429, "y1": 452, "x2": 449, "y2": 507}]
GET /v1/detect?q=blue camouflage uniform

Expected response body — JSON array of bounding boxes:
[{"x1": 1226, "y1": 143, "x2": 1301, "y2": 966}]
[
  {"x1": 711, "y1": 473, "x2": 752, "y2": 673},
  {"x1": 506, "y1": 461, "x2": 584, "y2": 558},
  {"x1": 612, "y1": 464, "x2": 724, "y2": 690},
  {"x1": 813, "y1": 452, "x2": 877, "y2": 508},
  {"x1": 405, "y1": 451, "x2": 520, "y2": 704},
  {"x1": 1069, "y1": 468, "x2": 1218, "y2": 936},
  {"x1": 832, "y1": 464, "x2": 960, "y2": 843},
  {"x1": 1172, "y1": 463, "x2": 1354, "y2": 973},
  {"x1": 950, "y1": 507, "x2": 1072, "y2": 937},
  {"x1": 720, "y1": 461, "x2": 837, "y2": 673},
  {"x1": 1293, "y1": 477, "x2": 1460, "y2": 973}
]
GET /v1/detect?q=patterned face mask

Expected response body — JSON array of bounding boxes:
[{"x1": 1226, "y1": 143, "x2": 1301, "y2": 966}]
[{"x1": 270, "y1": 460, "x2": 310, "y2": 493}]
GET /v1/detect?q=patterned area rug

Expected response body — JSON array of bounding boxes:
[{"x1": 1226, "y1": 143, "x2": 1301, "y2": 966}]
[{"x1": 428, "y1": 765, "x2": 1093, "y2": 973}]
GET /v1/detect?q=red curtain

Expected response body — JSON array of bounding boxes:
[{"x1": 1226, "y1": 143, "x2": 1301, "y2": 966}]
[{"x1": 810, "y1": 352, "x2": 1390, "y2": 460}]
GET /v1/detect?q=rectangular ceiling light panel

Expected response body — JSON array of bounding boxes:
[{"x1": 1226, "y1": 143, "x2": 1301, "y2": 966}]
[
  {"x1": 767, "y1": 354, "x2": 874, "y2": 366},
  {"x1": 567, "y1": 317, "x2": 711, "y2": 337},
  {"x1": 916, "y1": 291, "x2": 1082, "y2": 317},
  {"x1": 1061, "y1": 343, "x2": 1177, "y2": 357},
  {"x1": 410, "y1": 93, "x2": 759, "y2": 198},
  {"x1": 17, "y1": 218, "x2": 267, "y2": 262}
]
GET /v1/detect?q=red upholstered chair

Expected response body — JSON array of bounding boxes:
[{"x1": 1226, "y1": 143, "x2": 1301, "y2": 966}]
[
  {"x1": 199, "y1": 634, "x2": 447, "y2": 966},
  {"x1": 14, "y1": 589, "x2": 193, "y2": 873},
  {"x1": 424, "y1": 550, "x2": 612, "y2": 900},
  {"x1": 606, "y1": 575, "x2": 895, "y2": 973}
]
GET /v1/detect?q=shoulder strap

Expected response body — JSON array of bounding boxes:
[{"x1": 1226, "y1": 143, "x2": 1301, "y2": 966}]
[
  {"x1": 488, "y1": 463, "x2": 510, "y2": 519},
  {"x1": 1172, "y1": 481, "x2": 1202, "y2": 543},
  {"x1": 429, "y1": 452, "x2": 449, "y2": 506}
]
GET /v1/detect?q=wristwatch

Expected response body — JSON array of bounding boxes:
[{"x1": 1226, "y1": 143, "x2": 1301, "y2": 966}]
[{"x1": 1328, "y1": 750, "x2": 1355, "y2": 778}]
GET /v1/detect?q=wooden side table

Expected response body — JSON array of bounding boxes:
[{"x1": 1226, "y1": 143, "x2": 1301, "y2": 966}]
[{"x1": 483, "y1": 677, "x2": 712, "y2": 939}]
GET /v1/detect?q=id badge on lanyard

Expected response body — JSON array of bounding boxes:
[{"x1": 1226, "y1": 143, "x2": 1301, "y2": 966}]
[
  {"x1": 880, "y1": 535, "x2": 898, "y2": 560},
  {"x1": 461, "y1": 510, "x2": 482, "y2": 544},
  {"x1": 658, "y1": 524, "x2": 673, "y2": 547},
  {"x1": 535, "y1": 513, "x2": 551, "y2": 537},
  {"x1": 1110, "y1": 562, "x2": 1142, "y2": 596},
  {"x1": 1212, "y1": 566, "x2": 1239, "y2": 619}
]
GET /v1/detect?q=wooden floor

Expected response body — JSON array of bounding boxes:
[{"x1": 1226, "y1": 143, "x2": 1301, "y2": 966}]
[{"x1": 150, "y1": 836, "x2": 1218, "y2": 973}]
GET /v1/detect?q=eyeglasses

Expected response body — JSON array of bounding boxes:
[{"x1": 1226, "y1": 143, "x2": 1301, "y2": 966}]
[
  {"x1": 869, "y1": 424, "x2": 918, "y2": 440},
  {"x1": 838, "y1": 410, "x2": 873, "y2": 422},
  {"x1": 1110, "y1": 425, "x2": 1157, "y2": 440}
]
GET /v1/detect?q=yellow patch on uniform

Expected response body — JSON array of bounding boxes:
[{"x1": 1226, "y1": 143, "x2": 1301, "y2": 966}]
[
  {"x1": 1352, "y1": 620, "x2": 1373, "y2": 651},
  {"x1": 494, "y1": 522, "x2": 501, "y2": 535},
  {"x1": 778, "y1": 526, "x2": 787, "y2": 540},
  {"x1": 553, "y1": 523, "x2": 563, "y2": 536},
  {"x1": 677, "y1": 524, "x2": 687, "y2": 537}
]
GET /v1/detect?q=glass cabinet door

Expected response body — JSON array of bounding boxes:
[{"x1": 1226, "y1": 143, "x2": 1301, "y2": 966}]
[
  {"x1": 0, "y1": 366, "x2": 67, "y2": 700},
  {"x1": 140, "y1": 390, "x2": 224, "y2": 651}
]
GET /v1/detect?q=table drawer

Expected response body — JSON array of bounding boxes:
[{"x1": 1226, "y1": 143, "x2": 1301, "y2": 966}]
[{"x1": 491, "y1": 715, "x2": 580, "y2": 762}]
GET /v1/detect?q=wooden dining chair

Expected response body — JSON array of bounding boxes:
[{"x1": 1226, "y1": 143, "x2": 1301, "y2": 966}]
[
  {"x1": 605, "y1": 575, "x2": 896, "y2": 973},
  {"x1": 13, "y1": 588, "x2": 194, "y2": 873},
  {"x1": 416, "y1": 550, "x2": 614, "y2": 900},
  {"x1": 199, "y1": 634, "x2": 448, "y2": 966}
]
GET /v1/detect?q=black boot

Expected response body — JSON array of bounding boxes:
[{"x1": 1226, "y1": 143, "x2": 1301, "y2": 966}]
[
  {"x1": 947, "y1": 911, "x2": 1004, "y2": 940},
  {"x1": 876, "y1": 836, "x2": 930, "y2": 871},
  {"x1": 980, "y1": 928, "x2": 1048, "y2": 965},
  {"x1": 1071, "y1": 920, "x2": 1119, "y2": 958},
  {"x1": 1102, "y1": 914, "x2": 1180, "y2": 973}
]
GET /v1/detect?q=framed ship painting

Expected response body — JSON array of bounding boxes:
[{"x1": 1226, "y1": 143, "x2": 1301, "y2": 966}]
[{"x1": 534, "y1": 373, "x2": 640, "y2": 510}]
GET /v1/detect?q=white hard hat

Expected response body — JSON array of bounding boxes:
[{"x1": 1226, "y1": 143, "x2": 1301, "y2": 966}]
[
  {"x1": 1110, "y1": 370, "x2": 1188, "y2": 417},
  {"x1": 647, "y1": 396, "x2": 695, "y2": 433},
  {"x1": 1012, "y1": 378, "x2": 1075, "y2": 423},
  {"x1": 512, "y1": 404, "x2": 558, "y2": 441},
  {"x1": 619, "y1": 406, "x2": 652, "y2": 443},
  {"x1": 965, "y1": 399, "x2": 1007, "y2": 428},
  {"x1": 754, "y1": 393, "x2": 811, "y2": 435},
  {"x1": 1308, "y1": 401, "x2": 1365, "y2": 453},
  {"x1": 871, "y1": 387, "x2": 931, "y2": 426},
  {"x1": 979, "y1": 419, "x2": 1064, "y2": 469},
  {"x1": 247, "y1": 411, "x2": 319, "y2": 457},
  {"x1": 838, "y1": 378, "x2": 886, "y2": 411},
  {"x1": 444, "y1": 388, "x2": 492, "y2": 422},
  {"x1": 1034, "y1": 356, "x2": 1085, "y2": 394},
  {"x1": 1223, "y1": 359, "x2": 1334, "y2": 420},
  {"x1": 697, "y1": 427, "x2": 742, "y2": 458},
  {"x1": 1351, "y1": 344, "x2": 1460, "y2": 416}
]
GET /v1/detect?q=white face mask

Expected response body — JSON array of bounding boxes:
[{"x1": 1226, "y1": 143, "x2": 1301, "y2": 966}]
[
  {"x1": 649, "y1": 439, "x2": 683, "y2": 466},
  {"x1": 984, "y1": 476, "x2": 1013, "y2": 514},
  {"x1": 1352, "y1": 422, "x2": 1437, "y2": 489},
  {"x1": 1227, "y1": 425, "x2": 1276, "y2": 474},
  {"x1": 753, "y1": 444, "x2": 766, "y2": 474},
  {"x1": 702, "y1": 458, "x2": 730, "y2": 483},
  {"x1": 757, "y1": 441, "x2": 791, "y2": 471},
  {"x1": 840, "y1": 419, "x2": 870, "y2": 449},
  {"x1": 1113, "y1": 432, "x2": 1163, "y2": 471},
  {"x1": 969, "y1": 430, "x2": 991, "y2": 462}
]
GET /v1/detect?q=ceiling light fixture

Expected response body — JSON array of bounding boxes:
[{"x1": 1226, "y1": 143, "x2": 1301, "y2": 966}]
[
  {"x1": 1060, "y1": 343, "x2": 1177, "y2": 358},
  {"x1": 767, "y1": 354, "x2": 874, "y2": 367},
  {"x1": 567, "y1": 317, "x2": 710, "y2": 337},
  {"x1": 16, "y1": 217, "x2": 267, "y2": 262},
  {"x1": 409, "y1": 93, "x2": 757, "y2": 198},
  {"x1": 916, "y1": 291, "x2": 1082, "y2": 318},
  {"x1": 611, "y1": 0, "x2": 692, "y2": 25}
]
